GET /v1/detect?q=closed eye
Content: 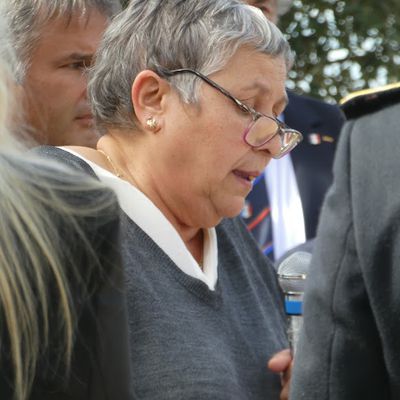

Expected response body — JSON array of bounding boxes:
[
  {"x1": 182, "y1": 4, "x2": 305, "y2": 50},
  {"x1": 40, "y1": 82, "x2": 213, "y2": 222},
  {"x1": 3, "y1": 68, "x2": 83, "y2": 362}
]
[{"x1": 66, "y1": 61, "x2": 87, "y2": 70}]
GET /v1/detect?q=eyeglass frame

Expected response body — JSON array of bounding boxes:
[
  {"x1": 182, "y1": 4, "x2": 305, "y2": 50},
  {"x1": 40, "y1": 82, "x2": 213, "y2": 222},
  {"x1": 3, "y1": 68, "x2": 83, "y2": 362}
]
[{"x1": 158, "y1": 67, "x2": 303, "y2": 158}]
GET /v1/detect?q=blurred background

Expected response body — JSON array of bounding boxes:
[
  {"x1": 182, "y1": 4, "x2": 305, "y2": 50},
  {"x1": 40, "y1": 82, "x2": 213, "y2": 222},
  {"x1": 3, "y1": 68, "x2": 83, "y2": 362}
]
[{"x1": 280, "y1": 0, "x2": 400, "y2": 103}]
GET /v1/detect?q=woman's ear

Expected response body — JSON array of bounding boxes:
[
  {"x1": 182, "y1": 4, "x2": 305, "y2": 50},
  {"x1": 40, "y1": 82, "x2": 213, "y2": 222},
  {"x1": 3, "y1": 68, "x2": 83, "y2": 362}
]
[{"x1": 131, "y1": 70, "x2": 170, "y2": 132}]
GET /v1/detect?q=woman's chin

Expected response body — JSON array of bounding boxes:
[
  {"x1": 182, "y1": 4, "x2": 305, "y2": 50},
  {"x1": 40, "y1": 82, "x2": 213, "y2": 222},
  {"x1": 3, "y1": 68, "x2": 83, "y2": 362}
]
[{"x1": 219, "y1": 200, "x2": 245, "y2": 220}]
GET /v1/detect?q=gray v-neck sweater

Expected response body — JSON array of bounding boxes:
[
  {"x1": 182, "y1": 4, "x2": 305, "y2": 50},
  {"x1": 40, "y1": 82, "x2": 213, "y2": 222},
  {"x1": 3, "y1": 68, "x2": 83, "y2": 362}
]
[
  {"x1": 35, "y1": 146, "x2": 288, "y2": 399},
  {"x1": 121, "y1": 215, "x2": 287, "y2": 399}
]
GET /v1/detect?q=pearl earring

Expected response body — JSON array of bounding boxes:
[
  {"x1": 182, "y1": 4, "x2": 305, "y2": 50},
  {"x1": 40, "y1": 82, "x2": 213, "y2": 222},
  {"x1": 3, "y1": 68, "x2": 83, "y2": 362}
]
[{"x1": 146, "y1": 117, "x2": 158, "y2": 130}]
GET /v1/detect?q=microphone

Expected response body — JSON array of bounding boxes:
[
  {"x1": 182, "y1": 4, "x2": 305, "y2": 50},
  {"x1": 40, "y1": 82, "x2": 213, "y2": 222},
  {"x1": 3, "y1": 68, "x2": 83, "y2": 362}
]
[{"x1": 277, "y1": 251, "x2": 311, "y2": 355}]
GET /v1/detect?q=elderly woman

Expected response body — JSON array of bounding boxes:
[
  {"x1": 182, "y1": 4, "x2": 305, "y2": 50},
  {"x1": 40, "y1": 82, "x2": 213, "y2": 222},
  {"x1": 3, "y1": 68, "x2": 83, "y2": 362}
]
[{"x1": 38, "y1": 0, "x2": 302, "y2": 398}]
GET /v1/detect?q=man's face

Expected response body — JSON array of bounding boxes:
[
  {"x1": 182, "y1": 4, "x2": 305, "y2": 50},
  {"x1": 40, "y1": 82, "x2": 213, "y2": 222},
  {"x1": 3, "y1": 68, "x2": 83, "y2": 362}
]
[
  {"x1": 23, "y1": 9, "x2": 109, "y2": 147},
  {"x1": 245, "y1": 0, "x2": 279, "y2": 24}
]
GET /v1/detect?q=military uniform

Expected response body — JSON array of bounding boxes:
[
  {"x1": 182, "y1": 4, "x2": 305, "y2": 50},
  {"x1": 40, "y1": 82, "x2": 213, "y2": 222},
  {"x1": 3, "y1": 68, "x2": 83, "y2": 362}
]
[{"x1": 290, "y1": 83, "x2": 400, "y2": 399}]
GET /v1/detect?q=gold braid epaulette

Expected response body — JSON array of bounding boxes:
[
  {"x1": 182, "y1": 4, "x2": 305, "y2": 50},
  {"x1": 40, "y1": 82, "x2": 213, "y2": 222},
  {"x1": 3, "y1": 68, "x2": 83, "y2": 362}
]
[{"x1": 340, "y1": 82, "x2": 400, "y2": 120}]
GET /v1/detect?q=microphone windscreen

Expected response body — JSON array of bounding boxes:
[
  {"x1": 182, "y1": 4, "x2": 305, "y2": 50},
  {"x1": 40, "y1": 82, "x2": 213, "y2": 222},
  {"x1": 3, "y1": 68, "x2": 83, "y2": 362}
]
[{"x1": 277, "y1": 251, "x2": 312, "y2": 294}]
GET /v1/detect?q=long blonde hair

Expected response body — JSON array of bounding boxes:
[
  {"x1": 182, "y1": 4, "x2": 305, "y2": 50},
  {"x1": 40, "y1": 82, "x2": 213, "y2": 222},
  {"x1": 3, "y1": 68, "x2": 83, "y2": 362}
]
[{"x1": 0, "y1": 13, "x2": 118, "y2": 400}]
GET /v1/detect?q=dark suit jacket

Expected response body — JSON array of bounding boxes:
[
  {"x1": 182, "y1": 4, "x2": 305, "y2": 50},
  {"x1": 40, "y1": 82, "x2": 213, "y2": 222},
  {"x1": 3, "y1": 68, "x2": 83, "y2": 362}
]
[
  {"x1": 290, "y1": 100, "x2": 400, "y2": 399},
  {"x1": 285, "y1": 91, "x2": 345, "y2": 239}
]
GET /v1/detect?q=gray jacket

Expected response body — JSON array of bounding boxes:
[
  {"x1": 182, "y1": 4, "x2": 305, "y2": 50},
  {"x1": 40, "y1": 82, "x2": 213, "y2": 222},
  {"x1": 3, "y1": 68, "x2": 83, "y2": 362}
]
[{"x1": 290, "y1": 95, "x2": 400, "y2": 399}]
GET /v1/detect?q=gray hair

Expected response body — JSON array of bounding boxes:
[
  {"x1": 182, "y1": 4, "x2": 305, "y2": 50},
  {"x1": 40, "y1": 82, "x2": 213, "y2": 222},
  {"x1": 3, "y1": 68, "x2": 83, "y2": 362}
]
[
  {"x1": 0, "y1": 0, "x2": 122, "y2": 82},
  {"x1": 88, "y1": 0, "x2": 293, "y2": 132},
  {"x1": 0, "y1": 153, "x2": 118, "y2": 400}
]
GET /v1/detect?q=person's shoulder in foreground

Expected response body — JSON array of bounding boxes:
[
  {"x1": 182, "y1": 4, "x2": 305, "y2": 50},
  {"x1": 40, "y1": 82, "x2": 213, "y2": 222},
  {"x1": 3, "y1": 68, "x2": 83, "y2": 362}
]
[
  {"x1": 289, "y1": 83, "x2": 400, "y2": 400},
  {"x1": 3, "y1": 148, "x2": 133, "y2": 400},
  {"x1": 33, "y1": 145, "x2": 97, "y2": 176}
]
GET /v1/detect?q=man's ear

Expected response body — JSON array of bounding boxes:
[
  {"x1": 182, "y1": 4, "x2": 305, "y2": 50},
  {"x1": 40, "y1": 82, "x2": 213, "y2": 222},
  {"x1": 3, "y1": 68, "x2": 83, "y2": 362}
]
[{"x1": 131, "y1": 70, "x2": 170, "y2": 131}]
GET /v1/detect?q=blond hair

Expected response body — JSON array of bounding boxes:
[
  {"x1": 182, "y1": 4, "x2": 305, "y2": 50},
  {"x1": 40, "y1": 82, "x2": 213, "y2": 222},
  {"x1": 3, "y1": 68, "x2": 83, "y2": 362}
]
[{"x1": 0, "y1": 14, "x2": 118, "y2": 400}]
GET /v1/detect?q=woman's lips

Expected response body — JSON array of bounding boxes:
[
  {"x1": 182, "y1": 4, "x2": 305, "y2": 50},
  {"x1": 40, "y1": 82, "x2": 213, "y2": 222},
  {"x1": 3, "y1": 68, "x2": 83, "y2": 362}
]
[{"x1": 233, "y1": 169, "x2": 259, "y2": 183}]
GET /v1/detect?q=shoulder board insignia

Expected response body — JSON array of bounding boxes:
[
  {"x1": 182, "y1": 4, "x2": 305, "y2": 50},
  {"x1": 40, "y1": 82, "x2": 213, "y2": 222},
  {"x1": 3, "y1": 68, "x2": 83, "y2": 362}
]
[{"x1": 340, "y1": 82, "x2": 400, "y2": 120}]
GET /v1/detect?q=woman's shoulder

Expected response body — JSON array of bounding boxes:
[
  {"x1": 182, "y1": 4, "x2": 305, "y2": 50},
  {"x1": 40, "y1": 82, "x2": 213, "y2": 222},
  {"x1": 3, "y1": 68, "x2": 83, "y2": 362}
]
[
  {"x1": 1, "y1": 149, "x2": 120, "y2": 239},
  {"x1": 32, "y1": 145, "x2": 97, "y2": 178}
]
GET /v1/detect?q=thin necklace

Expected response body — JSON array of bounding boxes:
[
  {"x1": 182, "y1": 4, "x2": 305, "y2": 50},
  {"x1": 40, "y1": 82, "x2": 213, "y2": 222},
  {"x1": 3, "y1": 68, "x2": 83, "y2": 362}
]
[{"x1": 97, "y1": 149, "x2": 124, "y2": 178}]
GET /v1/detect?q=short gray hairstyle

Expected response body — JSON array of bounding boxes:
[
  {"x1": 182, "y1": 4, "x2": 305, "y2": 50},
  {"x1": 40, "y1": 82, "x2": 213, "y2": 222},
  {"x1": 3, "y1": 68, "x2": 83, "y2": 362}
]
[
  {"x1": 0, "y1": 0, "x2": 122, "y2": 82},
  {"x1": 89, "y1": 0, "x2": 293, "y2": 132}
]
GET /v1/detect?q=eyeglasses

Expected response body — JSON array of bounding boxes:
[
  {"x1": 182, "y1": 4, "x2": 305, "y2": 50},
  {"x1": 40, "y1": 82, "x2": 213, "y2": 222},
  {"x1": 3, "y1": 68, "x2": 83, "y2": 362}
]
[{"x1": 159, "y1": 68, "x2": 303, "y2": 159}]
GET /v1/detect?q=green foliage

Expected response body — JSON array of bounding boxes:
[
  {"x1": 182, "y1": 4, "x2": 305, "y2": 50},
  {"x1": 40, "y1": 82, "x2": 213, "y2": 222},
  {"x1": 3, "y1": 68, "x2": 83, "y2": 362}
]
[{"x1": 280, "y1": 0, "x2": 400, "y2": 102}]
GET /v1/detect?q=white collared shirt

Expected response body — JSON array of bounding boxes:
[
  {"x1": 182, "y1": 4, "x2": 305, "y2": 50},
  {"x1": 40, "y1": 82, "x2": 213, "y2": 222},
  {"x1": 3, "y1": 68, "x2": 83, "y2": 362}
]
[{"x1": 61, "y1": 148, "x2": 219, "y2": 290}]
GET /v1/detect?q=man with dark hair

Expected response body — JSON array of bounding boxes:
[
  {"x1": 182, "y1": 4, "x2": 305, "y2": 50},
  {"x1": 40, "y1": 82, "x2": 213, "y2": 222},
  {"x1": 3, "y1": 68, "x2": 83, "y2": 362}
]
[
  {"x1": 243, "y1": 0, "x2": 345, "y2": 260},
  {"x1": 2, "y1": 0, "x2": 121, "y2": 147}
]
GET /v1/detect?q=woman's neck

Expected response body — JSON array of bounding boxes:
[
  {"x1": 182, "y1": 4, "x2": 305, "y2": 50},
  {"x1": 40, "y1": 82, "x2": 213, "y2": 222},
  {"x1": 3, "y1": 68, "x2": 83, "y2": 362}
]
[
  {"x1": 184, "y1": 229, "x2": 204, "y2": 267},
  {"x1": 97, "y1": 134, "x2": 205, "y2": 265}
]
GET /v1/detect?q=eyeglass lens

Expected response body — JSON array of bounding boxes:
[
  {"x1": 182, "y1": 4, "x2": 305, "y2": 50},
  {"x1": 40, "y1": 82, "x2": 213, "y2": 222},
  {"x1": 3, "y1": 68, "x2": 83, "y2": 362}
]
[{"x1": 245, "y1": 117, "x2": 302, "y2": 159}]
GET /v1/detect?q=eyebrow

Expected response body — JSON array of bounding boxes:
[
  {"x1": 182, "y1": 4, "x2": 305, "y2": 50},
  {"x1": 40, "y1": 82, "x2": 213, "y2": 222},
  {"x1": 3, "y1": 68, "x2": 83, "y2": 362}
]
[
  {"x1": 54, "y1": 53, "x2": 95, "y2": 69},
  {"x1": 67, "y1": 53, "x2": 94, "y2": 61},
  {"x1": 57, "y1": 52, "x2": 94, "y2": 63}
]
